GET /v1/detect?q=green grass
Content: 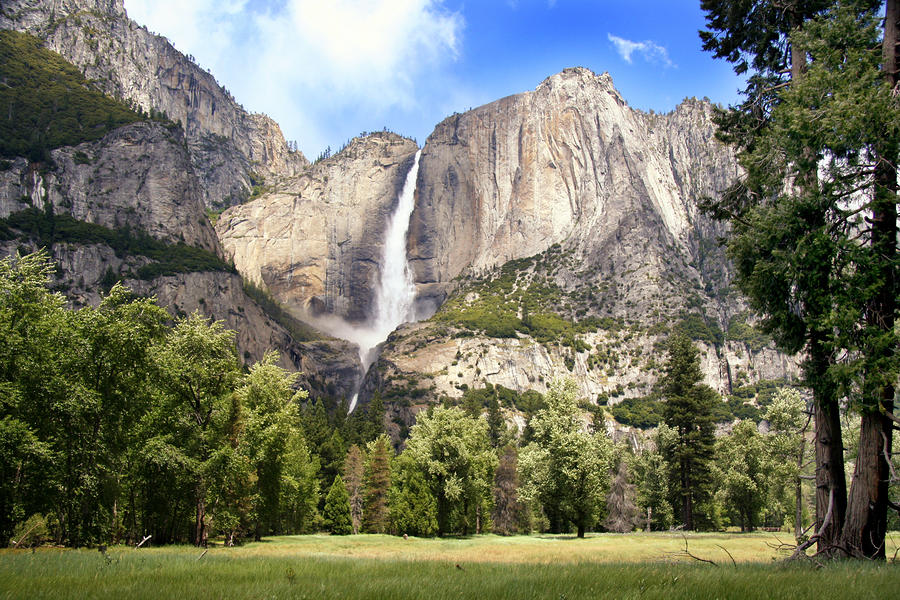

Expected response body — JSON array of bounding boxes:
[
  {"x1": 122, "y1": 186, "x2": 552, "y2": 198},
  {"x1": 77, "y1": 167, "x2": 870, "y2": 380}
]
[{"x1": 2, "y1": 533, "x2": 898, "y2": 599}]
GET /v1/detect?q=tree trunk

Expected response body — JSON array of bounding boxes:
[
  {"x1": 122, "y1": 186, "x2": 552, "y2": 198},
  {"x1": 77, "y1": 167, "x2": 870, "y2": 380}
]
[
  {"x1": 841, "y1": 0, "x2": 898, "y2": 559},
  {"x1": 195, "y1": 495, "x2": 206, "y2": 547},
  {"x1": 812, "y1": 380, "x2": 847, "y2": 555},
  {"x1": 577, "y1": 522, "x2": 585, "y2": 538},
  {"x1": 436, "y1": 489, "x2": 449, "y2": 537},
  {"x1": 795, "y1": 426, "x2": 807, "y2": 539}
]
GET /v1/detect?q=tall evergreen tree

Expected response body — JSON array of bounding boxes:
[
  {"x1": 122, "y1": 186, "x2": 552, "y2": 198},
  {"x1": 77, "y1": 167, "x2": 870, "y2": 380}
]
[
  {"x1": 702, "y1": 0, "x2": 898, "y2": 557},
  {"x1": 660, "y1": 334, "x2": 717, "y2": 531},
  {"x1": 343, "y1": 445, "x2": 365, "y2": 534},
  {"x1": 362, "y1": 435, "x2": 392, "y2": 533},
  {"x1": 700, "y1": 0, "x2": 848, "y2": 551},
  {"x1": 323, "y1": 475, "x2": 352, "y2": 535}
]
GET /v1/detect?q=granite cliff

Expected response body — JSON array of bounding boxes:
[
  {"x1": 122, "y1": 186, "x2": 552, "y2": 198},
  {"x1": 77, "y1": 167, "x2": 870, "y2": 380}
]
[
  {"x1": 217, "y1": 133, "x2": 419, "y2": 326},
  {"x1": 1, "y1": 0, "x2": 308, "y2": 208}
]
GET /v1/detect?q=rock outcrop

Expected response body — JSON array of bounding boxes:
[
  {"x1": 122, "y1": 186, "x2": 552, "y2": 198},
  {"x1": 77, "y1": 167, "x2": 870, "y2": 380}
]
[
  {"x1": 1, "y1": 0, "x2": 308, "y2": 208},
  {"x1": 217, "y1": 132, "x2": 419, "y2": 324},
  {"x1": 0, "y1": 120, "x2": 362, "y2": 401},
  {"x1": 1, "y1": 122, "x2": 219, "y2": 252}
]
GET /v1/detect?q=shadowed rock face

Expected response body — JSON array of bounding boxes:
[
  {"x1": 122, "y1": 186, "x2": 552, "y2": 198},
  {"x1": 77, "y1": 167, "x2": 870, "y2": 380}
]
[
  {"x1": 1, "y1": 0, "x2": 308, "y2": 208},
  {"x1": 410, "y1": 67, "x2": 738, "y2": 317},
  {"x1": 217, "y1": 133, "x2": 420, "y2": 325}
]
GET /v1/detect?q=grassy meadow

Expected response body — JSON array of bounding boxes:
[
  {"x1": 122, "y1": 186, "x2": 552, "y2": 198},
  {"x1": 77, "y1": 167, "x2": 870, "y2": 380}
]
[{"x1": 2, "y1": 533, "x2": 899, "y2": 599}]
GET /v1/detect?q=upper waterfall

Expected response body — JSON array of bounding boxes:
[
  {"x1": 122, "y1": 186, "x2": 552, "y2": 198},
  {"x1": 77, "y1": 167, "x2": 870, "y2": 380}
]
[{"x1": 348, "y1": 149, "x2": 422, "y2": 411}]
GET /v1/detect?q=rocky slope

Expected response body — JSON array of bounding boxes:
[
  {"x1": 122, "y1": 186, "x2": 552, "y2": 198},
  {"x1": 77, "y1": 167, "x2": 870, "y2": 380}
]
[
  {"x1": 0, "y1": 121, "x2": 218, "y2": 251},
  {"x1": 0, "y1": 0, "x2": 307, "y2": 208},
  {"x1": 216, "y1": 132, "x2": 419, "y2": 325}
]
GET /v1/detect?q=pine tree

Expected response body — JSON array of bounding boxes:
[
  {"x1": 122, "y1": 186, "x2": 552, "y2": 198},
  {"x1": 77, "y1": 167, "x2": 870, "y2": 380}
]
[
  {"x1": 660, "y1": 334, "x2": 717, "y2": 531},
  {"x1": 343, "y1": 445, "x2": 365, "y2": 534},
  {"x1": 323, "y1": 475, "x2": 352, "y2": 535},
  {"x1": 604, "y1": 462, "x2": 638, "y2": 533},
  {"x1": 362, "y1": 435, "x2": 391, "y2": 533}
]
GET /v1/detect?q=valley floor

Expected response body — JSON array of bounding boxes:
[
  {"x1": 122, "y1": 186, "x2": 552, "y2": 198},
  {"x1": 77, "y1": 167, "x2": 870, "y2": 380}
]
[{"x1": 2, "y1": 533, "x2": 899, "y2": 599}]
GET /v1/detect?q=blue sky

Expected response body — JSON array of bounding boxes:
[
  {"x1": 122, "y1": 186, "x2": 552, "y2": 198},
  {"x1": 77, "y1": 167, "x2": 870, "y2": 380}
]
[{"x1": 125, "y1": 1, "x2": 745, "y2": 159}]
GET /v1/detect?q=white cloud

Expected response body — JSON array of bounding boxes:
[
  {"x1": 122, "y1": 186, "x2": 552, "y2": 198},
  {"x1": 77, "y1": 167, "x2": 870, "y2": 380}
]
[
  {"x1": 124, "y1": 1, "x2": 463, "y2": 154},
  {"x1": 608, "y1": 33, "x2": 675, "y2": 68}
]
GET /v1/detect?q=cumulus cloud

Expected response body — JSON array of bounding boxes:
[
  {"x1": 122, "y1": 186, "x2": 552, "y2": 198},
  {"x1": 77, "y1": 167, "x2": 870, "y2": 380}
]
[
  {"x1": 607, "y1": 33, "x2": 675, "y2": 68},
  {"x1": 125, "y1": 0, "x2": 463, "y2": 154}
]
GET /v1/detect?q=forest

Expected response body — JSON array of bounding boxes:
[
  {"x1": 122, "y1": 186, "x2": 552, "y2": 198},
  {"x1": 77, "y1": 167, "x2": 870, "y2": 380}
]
[{"x1": 0, "y1": 250, "x2": 857, "y2": 549}]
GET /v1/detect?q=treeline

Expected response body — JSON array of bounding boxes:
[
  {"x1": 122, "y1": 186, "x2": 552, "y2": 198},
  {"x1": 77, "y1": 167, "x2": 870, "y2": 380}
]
[
  {"x1": 2, "y1": 250, "x2": 825, "y2": 548},
  {"x1": 0, "y1": 251, "x2": 378, "y2": 548}
]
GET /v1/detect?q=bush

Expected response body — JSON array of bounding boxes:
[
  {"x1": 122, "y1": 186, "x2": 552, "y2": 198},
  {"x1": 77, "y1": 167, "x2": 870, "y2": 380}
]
[
  {"x1": 9, "y1": 514, "x2": 48, "y2": 548},
  {"x1": 610, "y1": 396, "x2": 663, "y2": 429}
]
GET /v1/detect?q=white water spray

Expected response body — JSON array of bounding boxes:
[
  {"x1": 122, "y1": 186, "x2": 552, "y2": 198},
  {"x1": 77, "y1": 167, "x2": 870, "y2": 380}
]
[{"x1": 346, "y1": 149, "x2": 422, "y2": 411}]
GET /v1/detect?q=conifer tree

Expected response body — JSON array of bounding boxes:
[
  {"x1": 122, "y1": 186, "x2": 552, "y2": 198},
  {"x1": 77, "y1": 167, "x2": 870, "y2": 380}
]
[
  {"x1": 343, "y1": 445, "x2": 365, "y2": 534},
  {"x1": 323, "y1": 475, "x2": 352, "y2": 535},
  {"x1": 362, "y1": 435, "x2": 392, "y2": 533},
  {"x1": 660, "y1": 334, "x2": 717, "y2": 530}
]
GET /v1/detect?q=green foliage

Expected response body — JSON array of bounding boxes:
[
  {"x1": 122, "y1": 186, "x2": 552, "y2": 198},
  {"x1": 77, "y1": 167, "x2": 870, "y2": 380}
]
[
  {"x1": 388, "y1": 452, "x2": 438, "y2": 537},
  {"x1": 404, "y1": 406, "x2": 495, "y2": 536},
  {"x1": 8, "y1": 513, "x2": 48, "y2": 548},
  {"x1": 362, "y1": 436, "x2": 392, "y2": 534},
  {"x1": 323, "y1": 476, "x2": 353, "y2": 535},
  {"x1": 0, "y1": 31, "x2": 145, "y2": 160},
  {"x1": 660, "y1": 334, "x2": 718, "y2": 531},
  {"x1": 0, "y1": 207, "x2": 234, "y2": 279},
  {"x1": 726, "y1": 313, "x2": 772, "y2": 352},
  {"x1": 673, "y1": 312, "x2": 723, "y2": 345},
  {"x1": 431, "y1": 256, "x2": 604, "y2": 344},
  {"x1": 518, "y1": 379, "x2": 614, "y2": 537},
  {"x1": 713, "y1": 421, "x2": 771, "y2": 531},
  {"x1": 630, "y1": 443, "x2": 674, "y2": 531},
  {"x1": 610, "y1": 395, "x2": 663, "y2": 429},
  {"x1": 0, "y1": 251, "x2": 321, "y2": 546}
]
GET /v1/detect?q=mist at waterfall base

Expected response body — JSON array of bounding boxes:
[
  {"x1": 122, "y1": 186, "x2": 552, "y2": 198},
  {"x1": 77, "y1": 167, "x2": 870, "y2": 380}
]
[{"x1": 313, "y1": 150, "x2": 422, "y2": 412}]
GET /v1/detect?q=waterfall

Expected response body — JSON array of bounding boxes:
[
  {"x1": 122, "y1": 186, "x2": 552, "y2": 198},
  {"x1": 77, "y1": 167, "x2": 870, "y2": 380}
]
[{"x1": 348, "y1": 149, "x2": 422, "y2": 411}]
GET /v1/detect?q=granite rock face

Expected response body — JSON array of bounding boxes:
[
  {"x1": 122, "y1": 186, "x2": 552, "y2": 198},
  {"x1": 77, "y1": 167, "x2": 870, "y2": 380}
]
[
  {"x1": 358, "y1": 68, "x2": 800, "y2": 428},
  {"x1": 410, "y1": 67, "x2": 738, "y2": 319},
  {"x1": 1, "y1": 0, "x2": 308, "y2": 208},
  {"x1": 0, "y1": 122, "x2": 219, "y2": 252},
  {"x1": 0, "y1": 122, "x2": 362, "y2": 401},
  {"x1": 217, "y1": 132, "x2": 419, "y2": 325}
]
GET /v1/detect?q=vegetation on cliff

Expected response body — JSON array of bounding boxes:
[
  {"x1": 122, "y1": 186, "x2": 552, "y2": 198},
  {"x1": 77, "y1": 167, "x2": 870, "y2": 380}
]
[
  {"x1": 0, "y1": 207, "x2": 234, "y2": 279},
  {"x1": 0, "y1": 30, "x2": 171, "y2": 162}
]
